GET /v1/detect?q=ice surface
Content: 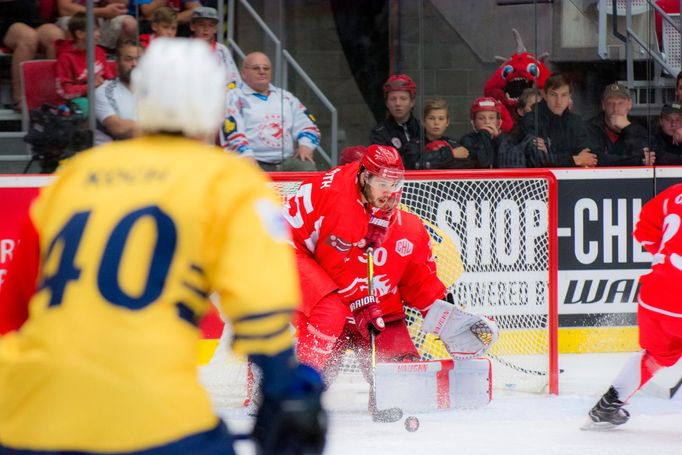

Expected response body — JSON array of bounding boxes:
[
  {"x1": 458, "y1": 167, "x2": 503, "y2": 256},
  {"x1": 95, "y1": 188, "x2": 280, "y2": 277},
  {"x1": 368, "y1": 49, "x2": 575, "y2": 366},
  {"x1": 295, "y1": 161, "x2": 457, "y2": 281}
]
[{"x1": 203, "y1": 353, "x2": 682, "y2": 455}]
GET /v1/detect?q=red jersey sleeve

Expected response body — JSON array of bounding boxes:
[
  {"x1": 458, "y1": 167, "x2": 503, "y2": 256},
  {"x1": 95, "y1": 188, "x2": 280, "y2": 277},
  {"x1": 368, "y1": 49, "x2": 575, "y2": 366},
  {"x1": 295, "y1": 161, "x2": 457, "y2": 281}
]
[
  {"x1": 0, "y1": 218, "x2": 40, "y2": 335},
  {"x1": 633, "y1": 185, "x2": 682, "y2": 254},
  {"x1": 397, "y1": 214, "x2": 446, "y2": 313}
]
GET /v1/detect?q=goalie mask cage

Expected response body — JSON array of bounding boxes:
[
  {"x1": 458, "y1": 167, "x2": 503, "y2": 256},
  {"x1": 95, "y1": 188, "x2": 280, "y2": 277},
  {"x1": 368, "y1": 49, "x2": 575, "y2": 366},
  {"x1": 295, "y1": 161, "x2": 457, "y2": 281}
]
[{"x1": 201, "y1": 169, "x2": 558, "y2": 405}]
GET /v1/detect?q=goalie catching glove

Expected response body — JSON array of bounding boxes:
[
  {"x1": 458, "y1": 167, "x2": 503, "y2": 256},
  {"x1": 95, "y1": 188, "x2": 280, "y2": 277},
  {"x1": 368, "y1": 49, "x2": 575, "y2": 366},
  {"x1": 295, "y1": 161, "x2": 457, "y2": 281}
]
[{"x1": 421, "y1": 299, "x2": 499, "y2": 359}]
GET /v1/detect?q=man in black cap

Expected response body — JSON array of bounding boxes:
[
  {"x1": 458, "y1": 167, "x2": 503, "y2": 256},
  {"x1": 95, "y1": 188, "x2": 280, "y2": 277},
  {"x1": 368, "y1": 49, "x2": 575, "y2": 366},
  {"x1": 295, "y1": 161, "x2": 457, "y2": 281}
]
[
  {"x1": 587, "y1": 83, "x2": 655, "y2": 166},
  {"x1": 652, "y1": 103, "x2": 682, "y2": 165}
]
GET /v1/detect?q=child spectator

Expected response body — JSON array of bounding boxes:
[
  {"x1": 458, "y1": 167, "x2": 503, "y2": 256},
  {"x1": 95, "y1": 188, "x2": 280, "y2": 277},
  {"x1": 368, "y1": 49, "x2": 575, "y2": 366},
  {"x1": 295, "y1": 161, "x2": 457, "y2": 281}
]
[
  {"x1": 131, "y1": 0, "x2": 200, "y2": 37},
  {"x1": 56, "y1": 0, "x2": 137, "y2": 51},
  {"x1": 190, "y1": 6, "x2": 240, "y2": 89},
  {"x1": 139, "y1": 7, "x2": 178, "y2": 48},
  {"x1": 460, "y1": 97, "x2": 525, "y2": 168},
  {"x1": 515, "y1": 87, "x2": 542, "y2": 119},
  {"x1": 56, "y1": 12, "x2": 115, "y2": 112},
  {"x1": 420, "y1": 98, "x2": 474, "y2": 169}
]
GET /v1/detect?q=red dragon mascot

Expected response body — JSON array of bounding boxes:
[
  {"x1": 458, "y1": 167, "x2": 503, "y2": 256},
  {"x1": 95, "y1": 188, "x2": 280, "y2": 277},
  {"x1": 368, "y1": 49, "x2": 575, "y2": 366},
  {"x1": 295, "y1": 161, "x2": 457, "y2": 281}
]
[{"x1": 483, "y1": 29, "x2": 550, "y2": 133}]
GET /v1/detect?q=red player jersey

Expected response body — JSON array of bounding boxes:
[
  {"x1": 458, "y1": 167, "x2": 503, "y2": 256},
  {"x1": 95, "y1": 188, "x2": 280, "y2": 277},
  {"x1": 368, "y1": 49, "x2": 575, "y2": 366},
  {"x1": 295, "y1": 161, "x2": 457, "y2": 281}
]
[
  {"x1": 284, "y1": 162, "x2": 445, "y2": 318},
  {"x1": 634, "y1": 183, "x2": 682, "y2": 317}
]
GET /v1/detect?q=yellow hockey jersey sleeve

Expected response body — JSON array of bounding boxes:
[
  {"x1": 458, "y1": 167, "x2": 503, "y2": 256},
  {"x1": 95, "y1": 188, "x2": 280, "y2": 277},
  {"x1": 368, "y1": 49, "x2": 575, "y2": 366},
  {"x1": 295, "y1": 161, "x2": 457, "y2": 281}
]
[{"x1": 0, "y1": 135, "x2": 300, "y2": 452}]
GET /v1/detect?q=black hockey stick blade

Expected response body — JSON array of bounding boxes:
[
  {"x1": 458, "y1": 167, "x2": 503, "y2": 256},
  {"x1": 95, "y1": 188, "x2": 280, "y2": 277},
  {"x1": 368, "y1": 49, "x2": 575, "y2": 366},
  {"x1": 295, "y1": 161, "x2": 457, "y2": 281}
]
[{"x1": 669, "y1": 376, "x2": 682, "y2": 398}]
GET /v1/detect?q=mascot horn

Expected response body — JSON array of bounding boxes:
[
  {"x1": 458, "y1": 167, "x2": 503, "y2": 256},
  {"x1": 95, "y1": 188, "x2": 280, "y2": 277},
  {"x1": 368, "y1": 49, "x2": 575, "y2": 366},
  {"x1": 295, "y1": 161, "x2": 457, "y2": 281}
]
[{"x1": 483, "y1": 29, "x2": 550, "y2": 133}]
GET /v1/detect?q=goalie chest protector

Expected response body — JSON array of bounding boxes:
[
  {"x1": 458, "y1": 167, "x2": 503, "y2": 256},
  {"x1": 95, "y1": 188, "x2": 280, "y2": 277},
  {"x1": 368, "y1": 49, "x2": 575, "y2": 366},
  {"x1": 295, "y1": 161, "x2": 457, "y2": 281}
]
[{"x1": 374, "y1": 357, "x2": 492, "y2": 411}]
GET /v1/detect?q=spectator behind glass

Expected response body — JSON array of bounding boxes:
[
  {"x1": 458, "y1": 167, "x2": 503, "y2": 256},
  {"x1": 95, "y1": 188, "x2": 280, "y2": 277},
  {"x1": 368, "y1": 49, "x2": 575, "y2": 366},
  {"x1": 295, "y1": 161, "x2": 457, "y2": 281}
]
[
  {"x1": 460, "y1": 97, "x2": 525, "y2": 168},
  {"x1": 520, "y1": 73, "x2": 597, "y2": 168},
  {"x1": 1, "y1": 1, "x2": 64, "y2": 110},
  {"x1": 56, "y1": 0, "x2": 137, "y2": 50},
  {"x1": 420, "y1": 98, "x2": 473, "y2": 169},
  {"x1": 220, "y1": 52, "x2": 321, "y2": 172},
  {"x1": 369, "y1": 74, "x2": 422, "y2": 169},
  {"x1": 587, "y1": 83, "x2": 654, "y2": 167},
  {"x1": 190, "y1": 6, "x2": 240, "y2": 89},
  {"x1": 139, "y1": 6, "x2": 178, "y2": 48},
  {"x1": 515, "y1": 87, "x2": 542, "y2": 119},
  {"x1": 652, "y1": 103, "x2": 682, "y2": 165},
  {"x1": 56, "y1": 12, "x2": 115, "y2": 113},
  {"x1": 668, "y1": 71, "x2": 682, "y2": 145},
  {"x1": 94, "y1": 40, "x2": 142, "y2": 145},
  {"x1": 130, "y1": 0, "x2": 200, "y2": 37}
]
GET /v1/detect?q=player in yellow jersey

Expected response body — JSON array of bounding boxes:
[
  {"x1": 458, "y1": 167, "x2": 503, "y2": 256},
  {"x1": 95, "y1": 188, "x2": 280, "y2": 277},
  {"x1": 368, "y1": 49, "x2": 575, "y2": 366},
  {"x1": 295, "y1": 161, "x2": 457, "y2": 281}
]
[{"x1": 0, "y1": 38, "x2": 326, "y2": 455}]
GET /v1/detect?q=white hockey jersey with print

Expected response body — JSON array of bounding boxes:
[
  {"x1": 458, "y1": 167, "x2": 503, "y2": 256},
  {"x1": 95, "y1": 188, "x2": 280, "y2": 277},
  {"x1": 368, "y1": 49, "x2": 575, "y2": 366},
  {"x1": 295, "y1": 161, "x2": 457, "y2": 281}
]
[{"x1": 220, "y1": 82, "x2": 320, "y2": 163}]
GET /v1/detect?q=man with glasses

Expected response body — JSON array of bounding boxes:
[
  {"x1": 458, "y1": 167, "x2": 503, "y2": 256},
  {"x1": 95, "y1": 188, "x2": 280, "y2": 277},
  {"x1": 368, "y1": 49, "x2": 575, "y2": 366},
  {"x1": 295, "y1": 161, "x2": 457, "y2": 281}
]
[
  {"x1": 220, "y1": 51, "x2": 320, "y2": 171},
  {"x1": 283, "y1": 144, "x2": 480, "y2": 422}
]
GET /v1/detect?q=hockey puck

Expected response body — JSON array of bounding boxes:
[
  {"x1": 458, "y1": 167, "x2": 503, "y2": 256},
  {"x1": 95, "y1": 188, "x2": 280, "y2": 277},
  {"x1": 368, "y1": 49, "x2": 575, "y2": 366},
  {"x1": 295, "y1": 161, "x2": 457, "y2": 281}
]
[{"x1": 404, "y1": 415, "x2": 419, "y2": 432}]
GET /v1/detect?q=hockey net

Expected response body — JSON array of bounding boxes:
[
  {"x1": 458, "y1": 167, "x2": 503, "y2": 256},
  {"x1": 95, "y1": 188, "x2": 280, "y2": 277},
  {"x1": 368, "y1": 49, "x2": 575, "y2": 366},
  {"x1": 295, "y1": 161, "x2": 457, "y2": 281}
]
[{"x1": 200, "y1": 169, "x2": 558, "y2": 406}]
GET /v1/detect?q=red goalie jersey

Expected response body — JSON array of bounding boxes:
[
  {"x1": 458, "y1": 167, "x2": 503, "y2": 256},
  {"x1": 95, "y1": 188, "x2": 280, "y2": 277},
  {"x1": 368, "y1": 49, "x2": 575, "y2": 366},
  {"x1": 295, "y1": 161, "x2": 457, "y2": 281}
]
[
  {"x1": 634, "y1": 183, "x2": 682, "y2": 319},
  {"x1": 284, "y1": 161, "x2": 446, "y2": 321}
]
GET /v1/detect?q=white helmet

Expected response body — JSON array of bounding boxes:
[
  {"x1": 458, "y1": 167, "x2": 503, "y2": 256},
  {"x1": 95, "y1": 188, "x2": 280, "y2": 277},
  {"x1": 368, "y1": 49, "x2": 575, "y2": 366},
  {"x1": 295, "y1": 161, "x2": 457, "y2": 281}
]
[{"x1": 132, "y1": 38, "x2": 227, "y2": 138}]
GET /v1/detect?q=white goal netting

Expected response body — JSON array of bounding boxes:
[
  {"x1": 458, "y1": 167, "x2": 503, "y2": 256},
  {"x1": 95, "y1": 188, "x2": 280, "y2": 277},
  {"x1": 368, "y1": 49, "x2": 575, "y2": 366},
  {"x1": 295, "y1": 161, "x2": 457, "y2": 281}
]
[{"x1": 200, "y1": 171, "x2": 558, "y2": 407}]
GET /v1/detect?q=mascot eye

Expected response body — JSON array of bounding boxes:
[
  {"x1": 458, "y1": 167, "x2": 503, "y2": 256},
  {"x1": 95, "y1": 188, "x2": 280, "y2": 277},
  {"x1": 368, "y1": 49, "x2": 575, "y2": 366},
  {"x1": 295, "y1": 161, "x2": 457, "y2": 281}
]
[
  {"x1": 501, "y1": 65, "x2": 514, "y2": 79},
  {"x1": 527, "y1": 63, "x2": 539, "y2": 78}
]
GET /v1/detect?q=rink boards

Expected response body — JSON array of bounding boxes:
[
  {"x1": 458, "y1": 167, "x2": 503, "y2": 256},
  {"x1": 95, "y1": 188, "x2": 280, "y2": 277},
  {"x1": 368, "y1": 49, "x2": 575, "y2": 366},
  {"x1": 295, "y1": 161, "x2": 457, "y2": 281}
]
[{"x1": 3, "y1": 168, "x2": 682, "y2": 356}]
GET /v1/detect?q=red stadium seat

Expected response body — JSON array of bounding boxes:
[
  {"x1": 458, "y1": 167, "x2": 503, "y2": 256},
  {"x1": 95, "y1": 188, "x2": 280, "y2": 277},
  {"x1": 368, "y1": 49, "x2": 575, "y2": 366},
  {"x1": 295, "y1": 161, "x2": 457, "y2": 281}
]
[
  {"x1": 20, "y1": 60, "x2": 61, "y2": 114},
  {"x1": 20, "y1": 59, "x2": 117, "y2": 129}
]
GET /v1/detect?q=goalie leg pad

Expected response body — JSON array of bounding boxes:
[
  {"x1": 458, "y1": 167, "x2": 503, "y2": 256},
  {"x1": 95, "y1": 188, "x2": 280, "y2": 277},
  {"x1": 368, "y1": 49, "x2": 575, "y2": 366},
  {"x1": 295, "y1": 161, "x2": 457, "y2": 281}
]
[
  {"x1": 422, "y1": 299, "x2": 499, "y2": 359},
  {"x1": 374, "y1": 358, "x2": 492, "y2": 411}
]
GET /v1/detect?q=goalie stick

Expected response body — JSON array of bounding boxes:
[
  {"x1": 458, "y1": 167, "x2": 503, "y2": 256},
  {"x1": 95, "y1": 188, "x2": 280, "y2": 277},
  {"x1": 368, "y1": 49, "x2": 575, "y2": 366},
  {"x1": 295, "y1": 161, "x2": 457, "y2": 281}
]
[{"x1": 367, "y1": 246, "x2": 403, "y2": 423}]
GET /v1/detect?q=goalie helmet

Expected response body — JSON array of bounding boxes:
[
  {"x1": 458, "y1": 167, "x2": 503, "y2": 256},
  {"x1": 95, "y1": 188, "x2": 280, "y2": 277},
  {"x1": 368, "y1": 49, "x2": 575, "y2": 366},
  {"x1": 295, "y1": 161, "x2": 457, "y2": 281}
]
[
  {"x1": 383, "y1": 74, "x2": 417, "y2": 99},
  {"x1": 470, "y1": 97, "x2": 502, "y2": 119},
  {"x1": 339, "y1": 145, "x2": 367, "y2": 165},
  {"x1": 361, "y1": 144, "x2": 405, "y2": 181},
  {"x1": 132, "y1": 38, "x2": 227, "y2": 139}
]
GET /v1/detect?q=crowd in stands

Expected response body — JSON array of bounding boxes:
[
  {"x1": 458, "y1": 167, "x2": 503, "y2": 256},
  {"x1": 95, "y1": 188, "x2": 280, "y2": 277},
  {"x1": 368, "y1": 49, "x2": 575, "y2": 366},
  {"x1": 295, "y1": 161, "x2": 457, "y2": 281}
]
[
  {"x1": 367, "y1": 72, "x2": 682, "y2": 170},
  {"x1": 4, "y1": 2, "x2": 682, "y2": 173}
]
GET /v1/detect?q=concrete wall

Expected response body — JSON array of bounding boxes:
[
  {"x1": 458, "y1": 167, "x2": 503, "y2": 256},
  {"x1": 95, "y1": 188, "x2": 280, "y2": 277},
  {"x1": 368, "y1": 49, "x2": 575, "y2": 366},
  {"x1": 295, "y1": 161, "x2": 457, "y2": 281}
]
[{"x1": 396, "y1": 1, "x2": 499, "y2": 139}]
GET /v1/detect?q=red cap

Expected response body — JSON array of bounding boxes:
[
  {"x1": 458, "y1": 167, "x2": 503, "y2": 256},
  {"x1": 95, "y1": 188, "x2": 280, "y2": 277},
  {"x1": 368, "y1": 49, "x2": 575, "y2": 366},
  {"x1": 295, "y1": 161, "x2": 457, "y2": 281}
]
[
  {"x1": 470, "y1": 97, "x2": 502, "y2": 119},
  {"x1": 383, "y1": 74, "x2": 417, "y2": 98}
]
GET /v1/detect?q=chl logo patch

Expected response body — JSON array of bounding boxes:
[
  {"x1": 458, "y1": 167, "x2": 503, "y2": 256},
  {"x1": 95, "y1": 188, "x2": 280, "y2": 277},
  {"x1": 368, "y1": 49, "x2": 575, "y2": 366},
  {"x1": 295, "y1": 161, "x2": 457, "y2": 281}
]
[
  {"x1": 391, "y1": 137, "x2": 402, "y2": 149},
  {"x1": 395, "y1": 238, "x2": 413, "y2": 257}
]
